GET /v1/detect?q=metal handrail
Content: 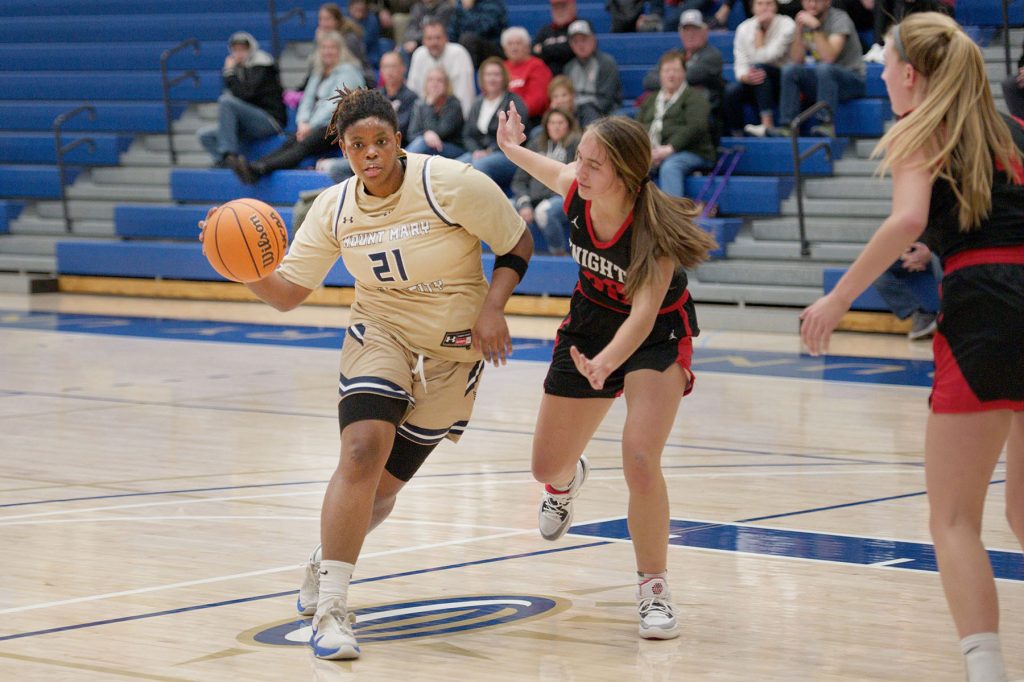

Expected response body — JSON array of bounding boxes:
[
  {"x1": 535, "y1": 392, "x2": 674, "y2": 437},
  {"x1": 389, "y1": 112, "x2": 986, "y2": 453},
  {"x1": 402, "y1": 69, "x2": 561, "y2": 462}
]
[
  {"x1": 160, "y1": 38, "x2": 201, "y2": 165},
  {"x1": 268, "y1": 0, "x2": 307, "y2": 59},
  {"x1": 53, "y1": 105, "x2": 97, "y2": 234},
  {"x1": 1002, "y1": 0, "x2": 1012, "y2": 76},
  {"x1": 788, "y1": 101, "x2": 833, "y2": 257}
]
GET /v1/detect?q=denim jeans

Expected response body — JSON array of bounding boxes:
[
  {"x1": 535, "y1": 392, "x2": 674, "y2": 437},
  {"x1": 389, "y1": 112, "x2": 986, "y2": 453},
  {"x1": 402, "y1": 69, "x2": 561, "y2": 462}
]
[
  {"x1": 779, "y1": 63, "x2": 866, "y2": 126},
  {"x1": 872, "y1": 256, "x2": 942, "y2": 319},
  {"x1": 723, "y1": 64, "x2": 782, "y2": 133},
  {"x1": 457, "y1": 150, "x2": 518, "y2": 191},
  {"x1": 533, "y1": 196, "x2": 571, "y2": 254},
  {"x1": 197, "y1": 93, "x2": 282, "y2": 161},
  {"x1": 404, "y1": 136, "x2": 465, "y2": 158},
  {"x1": 657, "y1": 150, "x2": 710, "y2": 198}
]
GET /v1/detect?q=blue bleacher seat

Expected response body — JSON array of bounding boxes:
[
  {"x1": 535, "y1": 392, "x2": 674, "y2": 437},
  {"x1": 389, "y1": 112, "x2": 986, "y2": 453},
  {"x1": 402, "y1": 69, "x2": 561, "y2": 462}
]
[
  {"x1": 717, "y1": 137, "x2": 845, "y2": 176},
  {"x1": 0, "y1": 72, "x2": 222, "y2": 102},
  {"x1": 116, "y1": 204, "x2": 295, "y2": 240},
  {"x1": 956, "y1": 0, "x2": 1023, "y2": 26},
  {"x1": 171, "y1": 169, "x2": 333, "y2": 205},
  {"x1": 0, "y1": 0, "x2": 324, "y2": 17},
  {"x1": 682, "y1": 176, "x2": 786, "y2": 215},
  {"x1": 700, "y1": 217, "x2": 743, "y2": 259},
  {"x1": 0, "y1": 103, "x2": 185, "y2": 132},
  {"x1": 823, "y1": 267, "x2": 940, "y2": 312},
  {"x1": 0, "y1": 166, "x2": 80, "y2": 199},
  {"x1": 834, "y1": 99, "x2": 892, "y2": 137},
  {"x1": 0, "y1": 43, "x2": 230, "y2": 72},
  {"x1": 0, "y1": 201, "x2": 25, "y2": 234},
  {"x1": 0, "y1": 133, "x2": 130, "y2": 165}
]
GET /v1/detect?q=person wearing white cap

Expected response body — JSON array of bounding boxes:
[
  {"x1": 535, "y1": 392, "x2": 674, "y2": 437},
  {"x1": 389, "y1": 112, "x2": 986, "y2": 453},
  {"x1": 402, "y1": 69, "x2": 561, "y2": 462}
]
[{"x1": 563, "y1": 19, "x2": 623, "y2": 125}]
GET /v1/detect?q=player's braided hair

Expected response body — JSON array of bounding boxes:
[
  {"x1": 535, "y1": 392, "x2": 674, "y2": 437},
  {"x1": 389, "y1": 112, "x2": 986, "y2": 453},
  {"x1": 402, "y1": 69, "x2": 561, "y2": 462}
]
[{"x1": 326, "y1": 87, "x2": 400, "y2": 144}]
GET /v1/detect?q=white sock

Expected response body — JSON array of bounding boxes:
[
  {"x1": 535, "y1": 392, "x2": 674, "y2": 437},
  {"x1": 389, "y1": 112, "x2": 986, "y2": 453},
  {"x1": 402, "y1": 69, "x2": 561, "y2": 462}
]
[
  {"x1": 960, "y1": 632, "x2": 1007, "y2": 682},
  {"x1": 637, "y1": 571, "x2": 670, "y2": 599},
  {"x1": 317, "y1": 559, "x2": 355, "y2": 614}
]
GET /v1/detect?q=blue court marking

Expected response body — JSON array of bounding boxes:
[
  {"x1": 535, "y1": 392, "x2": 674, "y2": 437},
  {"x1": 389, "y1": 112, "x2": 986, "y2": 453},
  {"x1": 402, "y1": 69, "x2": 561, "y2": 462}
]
[
  {"x1": 0, "y1": 541, "x2": 611, "y2": 643},
  {"x1": 570, "y1": 518, "x2": 1024, "y2": 582},
  {"x1": 0, "y1": 309, "x2": 935, "y2": 387}
]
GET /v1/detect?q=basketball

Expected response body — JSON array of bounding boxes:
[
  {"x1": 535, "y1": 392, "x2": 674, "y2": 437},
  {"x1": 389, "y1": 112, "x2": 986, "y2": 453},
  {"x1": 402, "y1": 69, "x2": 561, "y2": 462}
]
[{"x1": 202, "y1": 199, "x2": 289, "y2": 283}]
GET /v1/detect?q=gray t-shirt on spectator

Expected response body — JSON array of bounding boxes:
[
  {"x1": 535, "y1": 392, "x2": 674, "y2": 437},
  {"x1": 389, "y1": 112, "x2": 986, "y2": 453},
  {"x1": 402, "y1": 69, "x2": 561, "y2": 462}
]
[{"x1": 800, "y1": 8, "x2": 865, "y2": 76}]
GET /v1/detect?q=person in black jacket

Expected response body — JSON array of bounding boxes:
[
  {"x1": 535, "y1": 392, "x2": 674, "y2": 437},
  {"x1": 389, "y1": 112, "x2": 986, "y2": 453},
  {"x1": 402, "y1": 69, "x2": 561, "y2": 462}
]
[
  {"x1": 197, "y1": 32, "x2": 286, "y2": 168},
  {"x1": 457, "y1": 57, "x2": 527, "y2": 189},
  {"x1": 532, "y1": 0, "x2": 577, "y2": 75},
  {"x1": 405, "y1": 66, "x2": 466, "y2": 157},
  {"x1": 1002, "y1": 38, "x2": 1024, "y2": 120}
]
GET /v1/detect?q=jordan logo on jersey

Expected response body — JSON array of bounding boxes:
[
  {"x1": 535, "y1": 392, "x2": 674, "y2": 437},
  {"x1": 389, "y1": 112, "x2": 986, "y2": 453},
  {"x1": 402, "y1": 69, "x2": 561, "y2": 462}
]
[{"x1": 570, "y1": 216, "x2": 581, "y2": 231}]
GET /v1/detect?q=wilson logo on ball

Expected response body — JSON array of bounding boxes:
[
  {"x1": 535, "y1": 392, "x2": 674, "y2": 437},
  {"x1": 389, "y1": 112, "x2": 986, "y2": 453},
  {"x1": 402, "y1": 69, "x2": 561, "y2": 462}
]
[{"x1": 203, "y1": 198, "x2": 289, "y2": 283}]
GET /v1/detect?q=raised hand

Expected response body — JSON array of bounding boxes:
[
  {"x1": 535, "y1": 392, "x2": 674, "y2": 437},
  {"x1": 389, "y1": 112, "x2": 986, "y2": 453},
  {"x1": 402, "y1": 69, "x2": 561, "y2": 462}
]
[
  {"x1": 197, "y1": 205, "x2": 218, "y2": 243},
  {"x1": 496, "y1": 102, "x2": 526, "y2": 152}
]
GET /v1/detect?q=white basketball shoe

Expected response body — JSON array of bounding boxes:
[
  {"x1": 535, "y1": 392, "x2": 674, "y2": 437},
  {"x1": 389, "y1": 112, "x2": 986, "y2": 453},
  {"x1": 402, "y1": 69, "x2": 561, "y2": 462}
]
[
  {"x1": 309, "y1": 597, "x2": 360, "y2": 659},
  {"x1": 538, "y1": 455, "x2": 589, "y2": 541},
  {"x1": 637, "y1": 577, "x2": 679, "y2": 640},
  {"x1": 296, "y1": 544, "x2": 321, "y2": 616}
]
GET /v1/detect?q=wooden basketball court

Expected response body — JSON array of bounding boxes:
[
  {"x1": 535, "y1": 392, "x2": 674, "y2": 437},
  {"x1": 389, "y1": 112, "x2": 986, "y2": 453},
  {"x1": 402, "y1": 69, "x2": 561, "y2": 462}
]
[{"x1": 1, "y1": 293, "x2": 1020, "y2": 681}]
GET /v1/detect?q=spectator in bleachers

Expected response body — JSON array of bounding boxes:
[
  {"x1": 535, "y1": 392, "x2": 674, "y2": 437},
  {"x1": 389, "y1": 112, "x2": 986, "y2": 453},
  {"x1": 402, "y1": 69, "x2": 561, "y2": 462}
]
[
  {"x1": 777, "y1": 0, "x2": 864, "y2": 137},
  {"x1": 402, "y1": 0, "x2": 455, "y2": 56},
  {"x1": 642, "y1": 10, "x2": 725, "y2": 131},
  {"x1": 286, "y1": 4, "x2": 370, "y2": 110},
  {"x1": 458, "y1": 57, "x2": 527, "y2": 188},
  {"x1": 378, "y1": 0, "x2": 416, "y2": 42},
  {"x1": 714, "y1": 0, "x2": 801, "y2": 30},
  {"x1": 229, "y1": 31, "x2": 365, "y2": 184},
  {"x1": 405, "y1": 66, "x2": 466, "y2": 157},
  {"x1": 863, "y1": 0, "x2": 952, "y2": 62},
  {"x1": 198, "y1": 32, "x2": 286, "y2": 169},
  {"x1": 448, "y1": 0, "x2": 508, "y2": 68},
  {"x1": 378, "y1": 51, "x2": 419, "y2": 139},
  {"x1": 564, "y1": 19, "x2": 623, "y2": 126},
  {"x1": 722, "y1": 0, "x2": 795, "y2": 137},
  {"x1": 547, "y1": 74, "x2": 576, "y2": 115},
  {"x1": 502, "y1": 27, "x2": 553, "y2": 128},
  {"x1": 533, "y1": 0, "x2": 577, "y2": 75},
  {"x1": 348, "y1": 0, "x2": 384, "y2": 67},
  {"x1": 511, "y1": 107, "x2": 580, "y2": 255},
  {"x1": 871, "y1": 241, "x2": 941, "y2": 340},
  {"x1": 636, "y1": 50, "x2": 716, "y2": 198},
  {"x1": 408, "y1": 18, "x2": 477, "y2": 117},
  {"x1": 606, "y1": 0, "x2": 673, "y2": 32},
  {"x1": 1003, "y1": 39, "x2": 1024, "y2": 120}
]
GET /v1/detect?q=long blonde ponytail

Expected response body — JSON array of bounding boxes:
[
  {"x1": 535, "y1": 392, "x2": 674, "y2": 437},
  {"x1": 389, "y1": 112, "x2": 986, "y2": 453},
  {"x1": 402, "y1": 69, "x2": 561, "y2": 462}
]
[{"x1": 873, "y1": 12, "x2": 1022, "y2": 231}]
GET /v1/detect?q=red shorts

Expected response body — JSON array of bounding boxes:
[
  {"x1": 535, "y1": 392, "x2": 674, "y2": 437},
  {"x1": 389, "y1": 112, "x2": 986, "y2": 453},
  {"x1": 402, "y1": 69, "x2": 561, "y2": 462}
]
[{"x1": 930, "y1": 245, "x2": 1024, "y2": 413}]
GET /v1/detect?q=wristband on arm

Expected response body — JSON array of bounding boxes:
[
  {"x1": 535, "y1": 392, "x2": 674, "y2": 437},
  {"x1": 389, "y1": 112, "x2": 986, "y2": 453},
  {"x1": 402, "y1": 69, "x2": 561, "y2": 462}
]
[{"x1": 493, "y1": 253, "x2": 529, "y2": 282}]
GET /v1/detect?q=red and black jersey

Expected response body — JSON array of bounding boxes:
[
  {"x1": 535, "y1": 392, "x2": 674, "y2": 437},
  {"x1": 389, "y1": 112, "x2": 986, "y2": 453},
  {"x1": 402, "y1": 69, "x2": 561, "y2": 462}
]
[
  {"x1": 923, "y1": 114, "x2": 1024, "y2": 261},
  {"x1": 562, "y1": 180, "x2": 697, "y2": 331}
]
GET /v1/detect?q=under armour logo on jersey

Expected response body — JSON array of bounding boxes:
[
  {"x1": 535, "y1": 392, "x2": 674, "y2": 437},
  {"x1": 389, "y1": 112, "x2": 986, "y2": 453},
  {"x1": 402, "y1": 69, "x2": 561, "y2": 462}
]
[{"x1": 341, "y1": 215, "x2": 354, "y2": 224}]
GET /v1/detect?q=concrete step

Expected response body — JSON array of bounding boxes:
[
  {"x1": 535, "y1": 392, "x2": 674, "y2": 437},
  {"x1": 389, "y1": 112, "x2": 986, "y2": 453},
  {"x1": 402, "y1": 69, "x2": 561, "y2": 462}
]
[
  {"x1": 120, "y1": 147, "x2": 208, "y2": 167},
  {"x1": 802, "y1": 176, "x2": 892, "y2": 199},
  {"x1": 696, "y1": 259, "x2": 845, "y2": 287},
  {"x1": 854, "y1": 139, "x2": 882, "y2": 158},
  {"x1": 0, "y1": 253, "x2": 56, "y2": 274},
  {"x1": 9, "y1": 216, "x2": 114, "y2": 236},
  {"x1": 0, "y1": 273, "x2": 58, "y2": 294},
  {"x1": 780, "y1": 197, "x2": 891, "y2": 218},
  {"x1": 91, "y1": 166, "x2": 170, "y2": 186},
  {"x1": 832, "y1": 158, "x2": 880, "y2": 176},
  {"x1": 141, "y1": 134, "x2": 203, "y2": 153},
  {"x1": 66, "y1": 181, "x2": 171, "y2": 202},
  {"x1": 751, "y1": 216, "x2": 879, "y2": 243},
  {"x1": 725, "y1": 237, "x2": 863, "y2": 262},
  {"x1": 34, "y1": 200, "x2": 118, "y2": 221},
  {"x1": 689, "y1": 280, "x2": 820, "y2": 307}
]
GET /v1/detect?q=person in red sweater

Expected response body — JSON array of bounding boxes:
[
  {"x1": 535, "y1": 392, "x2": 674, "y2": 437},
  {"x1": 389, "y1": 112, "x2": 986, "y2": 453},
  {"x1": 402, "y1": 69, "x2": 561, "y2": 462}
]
[{"x1": 502, "y1": 26, "x2": 553, "y2": 128}]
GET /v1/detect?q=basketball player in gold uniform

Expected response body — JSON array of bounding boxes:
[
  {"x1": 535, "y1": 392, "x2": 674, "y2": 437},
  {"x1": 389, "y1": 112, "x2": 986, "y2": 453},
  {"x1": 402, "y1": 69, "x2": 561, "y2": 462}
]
[{"x1": 201, "y1": 88, "x2": 532, "y2": 659}]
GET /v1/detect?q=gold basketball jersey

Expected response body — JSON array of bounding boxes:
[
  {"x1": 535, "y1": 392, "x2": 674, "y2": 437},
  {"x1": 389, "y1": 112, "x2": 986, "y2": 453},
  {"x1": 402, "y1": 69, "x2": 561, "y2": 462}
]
[{"x1": 277, "y1": 153, "x2": 526, "y2": 362}]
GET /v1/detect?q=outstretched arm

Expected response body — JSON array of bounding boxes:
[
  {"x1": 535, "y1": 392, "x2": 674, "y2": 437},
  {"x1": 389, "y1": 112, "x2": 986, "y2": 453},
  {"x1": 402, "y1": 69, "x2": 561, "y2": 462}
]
[
  {"x1": 496, "y1": 102, "x2": 576, "y2": 197},
  {"x1": 799, "y1": 151, "x2": 932, "y2": 355}
]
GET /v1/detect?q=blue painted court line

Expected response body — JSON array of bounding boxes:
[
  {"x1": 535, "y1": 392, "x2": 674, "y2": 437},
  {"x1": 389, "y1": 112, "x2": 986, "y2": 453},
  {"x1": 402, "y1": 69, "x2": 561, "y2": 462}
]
[
  {"x1": 570, "y1": 518, "x2": 1024, "y2": 582},
  {"x1": 0, "y1": 541, "x2": 611, "y2": 643},
  {"x1": 0, "y1": 309, "x2": 935, "y2": 387}
]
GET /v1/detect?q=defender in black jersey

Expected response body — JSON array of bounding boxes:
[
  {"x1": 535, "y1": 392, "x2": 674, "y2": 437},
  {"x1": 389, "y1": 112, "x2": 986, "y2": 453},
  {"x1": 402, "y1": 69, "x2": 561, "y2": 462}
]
[
  {"x1": 799, "y1": 15, "x2": 1024, "y2": 681},
  {"x1": 498, "y1": 106, "x2": 717, "y2": 640}
]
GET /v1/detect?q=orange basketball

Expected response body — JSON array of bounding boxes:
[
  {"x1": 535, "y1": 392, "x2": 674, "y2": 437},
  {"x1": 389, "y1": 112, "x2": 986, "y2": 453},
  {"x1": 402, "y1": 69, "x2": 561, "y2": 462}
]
[{"x1": 203, "y1": 199, "x2": 289, "y2": 283}]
